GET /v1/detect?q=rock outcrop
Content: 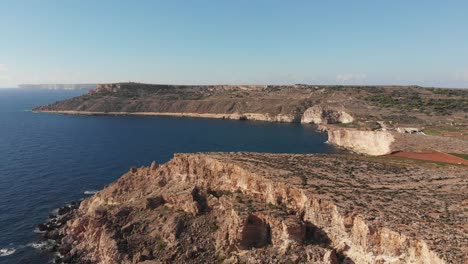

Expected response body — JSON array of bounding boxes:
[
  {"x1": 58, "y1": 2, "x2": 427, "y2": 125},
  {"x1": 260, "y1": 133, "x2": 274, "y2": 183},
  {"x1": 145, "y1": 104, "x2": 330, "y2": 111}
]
[
  {"x1": 54, "y1": 153, "x2": 467, "y2": 263},
  {"x1": 327, "y1": 128, "x2": 395, "y2": 155},
  {"x1": 325, "y1": 126, "x2": 468, "y2": 156},
  {"x1": 301, "y1": 105, "x2": 354, "y2": 124}
]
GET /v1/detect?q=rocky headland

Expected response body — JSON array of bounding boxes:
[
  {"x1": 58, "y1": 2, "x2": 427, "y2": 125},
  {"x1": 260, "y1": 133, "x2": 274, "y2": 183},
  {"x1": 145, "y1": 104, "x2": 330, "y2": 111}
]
[
  {"x1": 33, "y1": 83, "x2": 467, "y2": 156},
  {"x1": 19, "y1": 83, "x2": 97, "y2": 90},
  {"x1": 43, "y1": 152, "x2": 467, "y2": 263}
]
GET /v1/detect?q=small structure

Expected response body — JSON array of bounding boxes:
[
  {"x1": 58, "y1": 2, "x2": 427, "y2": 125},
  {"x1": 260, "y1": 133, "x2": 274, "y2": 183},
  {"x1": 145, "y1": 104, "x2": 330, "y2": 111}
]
[{"x1": 396, "y1": 127, "x2": 423, "y2": 134}]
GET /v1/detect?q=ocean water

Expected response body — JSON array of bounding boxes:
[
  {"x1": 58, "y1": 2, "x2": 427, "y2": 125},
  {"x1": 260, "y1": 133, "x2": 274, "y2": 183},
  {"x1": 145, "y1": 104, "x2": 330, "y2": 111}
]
[{"x1": 0, "y1": 88, "x2": 338, "y2": 263}]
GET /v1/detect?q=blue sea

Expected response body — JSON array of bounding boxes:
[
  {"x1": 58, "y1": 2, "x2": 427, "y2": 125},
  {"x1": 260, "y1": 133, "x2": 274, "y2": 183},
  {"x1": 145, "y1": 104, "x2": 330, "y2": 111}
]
[{"x1": 0, "y1": 88, "x2": 338, "y2": 263}]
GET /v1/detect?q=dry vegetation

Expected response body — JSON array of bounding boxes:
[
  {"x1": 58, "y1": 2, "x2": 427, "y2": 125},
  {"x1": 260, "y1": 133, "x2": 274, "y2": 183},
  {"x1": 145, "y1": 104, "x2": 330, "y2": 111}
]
[
  {"x1": 34, "y1": 83, "x2": 467, "y2": 134},
  {"x1": 50, "y1": 152, "x2": 467, "y2": 263}
]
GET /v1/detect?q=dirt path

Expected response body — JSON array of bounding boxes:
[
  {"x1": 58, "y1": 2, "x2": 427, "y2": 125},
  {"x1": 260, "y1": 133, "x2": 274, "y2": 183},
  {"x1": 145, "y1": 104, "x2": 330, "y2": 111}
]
[{"x1": 390, "y1": 151, "x2": 468, "y2": 165}]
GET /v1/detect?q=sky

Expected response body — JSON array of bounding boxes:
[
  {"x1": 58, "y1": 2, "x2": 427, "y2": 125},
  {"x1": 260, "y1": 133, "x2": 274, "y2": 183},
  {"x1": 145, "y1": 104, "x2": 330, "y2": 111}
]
[{"x1": 0, "y1": 0, "x2": 468, "y2": 88}]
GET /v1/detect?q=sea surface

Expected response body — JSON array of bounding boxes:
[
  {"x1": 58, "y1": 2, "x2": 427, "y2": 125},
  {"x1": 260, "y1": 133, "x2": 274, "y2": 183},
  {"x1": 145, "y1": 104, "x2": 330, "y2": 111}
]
[{"x1": 0, "y1": 88, "x2": 338, "y2": 263}]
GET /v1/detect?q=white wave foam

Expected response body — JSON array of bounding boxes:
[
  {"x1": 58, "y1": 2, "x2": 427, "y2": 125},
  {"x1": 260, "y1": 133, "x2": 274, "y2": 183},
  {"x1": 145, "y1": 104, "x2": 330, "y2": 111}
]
[
  {"x1": 28, "y1": 240, "x2": 56, "y2": 250},
  {"x1": 55, "y1": 252, "x2": 64, "y2": 259},
  {"x1": 50, "y1": 208, "x2": 59, "y2": 215},
  {"x1": 33, "y1": 227, "x2": 46, "y2": 234},
  {"x1": 28, "y1": 242, "x2": 46, "y2": 249},
  {"x1": 324, "y1": 140, "x2": 330, "y2": 144},
  {"x1": 0, "y1": 248, "x2": 16, "y2": 257},
  {"x1": 84, "y1": 190, "x2": 98, "y2": 195}
]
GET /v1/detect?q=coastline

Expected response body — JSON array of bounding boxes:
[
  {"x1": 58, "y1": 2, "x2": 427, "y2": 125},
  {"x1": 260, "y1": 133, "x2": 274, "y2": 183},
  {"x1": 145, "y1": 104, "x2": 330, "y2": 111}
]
[
  {"x1": 47, "y1": 152, "x2": 467, "y2": 263},
  {"x1": 34, "y1": 110, "x2": 395, "y2": 156},
  {"x1": 33, "y1": 110, "x2": 300, "y2": 123},
  {"x1": 31, "y1": 83, "x2": 467, "y2": 157},
  {"x1": 34, "y1": 110, "x2": 468, "y2": 157}
]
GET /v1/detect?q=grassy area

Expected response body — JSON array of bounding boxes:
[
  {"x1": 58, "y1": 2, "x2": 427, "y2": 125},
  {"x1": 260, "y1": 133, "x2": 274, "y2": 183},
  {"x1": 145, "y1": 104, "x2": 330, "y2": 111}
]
[
  {"x1": 428, "y1": 88, "x2": 468, "y2": 97},
  {"x1": 355, "y1": 155, "x2": 449, "y2": 168},
  {"x1": 334, "y1": 122, "x2": 358, "y2": 128},
  {"x1": 432, "y1": 126, "x2": 465, "y2": 132},
  {"x1": 422, "y1": 125, "x2": 468, "y2": 139},
  {"x1": 450, "y1": 153, "x2": 468, "y2": 160},
  {"x1": 423, "y1": 129, "x2": 443, "y2": 136},
  {"x1": 364, "y1": 94, "x2": 468, "y2": 115},
  {"x1": 381, "y1": 155, "x2": 457, "y2": 167}
]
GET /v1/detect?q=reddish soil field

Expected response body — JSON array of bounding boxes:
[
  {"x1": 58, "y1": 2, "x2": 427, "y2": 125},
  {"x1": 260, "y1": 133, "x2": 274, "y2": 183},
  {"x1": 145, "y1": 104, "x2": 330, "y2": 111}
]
[{"x1": 390, "y1": 151, "x2": 468, "y2": 165}]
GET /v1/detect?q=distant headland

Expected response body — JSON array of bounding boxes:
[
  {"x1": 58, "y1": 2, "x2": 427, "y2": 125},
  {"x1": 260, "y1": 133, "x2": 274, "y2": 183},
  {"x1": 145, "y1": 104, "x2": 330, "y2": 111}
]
[
  {"x1": 33, "y1": 82, "x2": 468, "y2": 156},
  {"x1": 18, "y1": 83, "x2": 97, "y2": 90}
]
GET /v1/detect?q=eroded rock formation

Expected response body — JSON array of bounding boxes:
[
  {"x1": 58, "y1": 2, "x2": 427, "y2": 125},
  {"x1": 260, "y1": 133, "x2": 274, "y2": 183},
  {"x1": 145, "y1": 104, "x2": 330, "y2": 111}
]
[
  {"x1": 301, "y1": 105, "x2": 354, "y2": 124},
  {"x1": 54, "y1": 153, "x2": 467, "y2": 263},
  {"x1": 327, "y1": 128, "x2": 395, "y2": 155},
  {"x1": 325, "y1": 126, "x2": 468, "y2": 156}
]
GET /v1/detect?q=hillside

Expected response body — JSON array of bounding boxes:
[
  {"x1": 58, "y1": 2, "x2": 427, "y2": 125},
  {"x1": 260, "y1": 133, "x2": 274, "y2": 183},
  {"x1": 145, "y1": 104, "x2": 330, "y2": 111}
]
[
  {"x1": 44, "y1": 152, "x2": 467, "y2": 263},
  {"x1": 34, "y1": 83, "x2": 468, "y2": 155}
]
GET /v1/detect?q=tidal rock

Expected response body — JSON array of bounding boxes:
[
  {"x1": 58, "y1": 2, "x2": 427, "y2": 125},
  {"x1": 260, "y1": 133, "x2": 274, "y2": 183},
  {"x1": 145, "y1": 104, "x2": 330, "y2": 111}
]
[
  {"x1": 37, "y1": 223, "x2": 49, "y2": 232},
  {"x1": 58, "y1": 206, "x2": 71, "y2": 216}
]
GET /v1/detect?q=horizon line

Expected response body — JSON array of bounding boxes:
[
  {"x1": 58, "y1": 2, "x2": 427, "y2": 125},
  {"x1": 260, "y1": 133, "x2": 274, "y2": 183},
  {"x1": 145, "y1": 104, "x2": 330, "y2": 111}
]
[{"x1": 7, "y1": 82, "x2": 468, "y2": 90}]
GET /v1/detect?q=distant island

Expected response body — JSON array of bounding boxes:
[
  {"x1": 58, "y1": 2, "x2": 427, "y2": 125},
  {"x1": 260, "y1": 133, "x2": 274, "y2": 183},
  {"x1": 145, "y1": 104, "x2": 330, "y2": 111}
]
[
  {"x1": 34, "y1": 82, "x2": 468, "y2": 156},
  {"x1": 18, "y1": 83, "x2": 97, "y2": 90}
]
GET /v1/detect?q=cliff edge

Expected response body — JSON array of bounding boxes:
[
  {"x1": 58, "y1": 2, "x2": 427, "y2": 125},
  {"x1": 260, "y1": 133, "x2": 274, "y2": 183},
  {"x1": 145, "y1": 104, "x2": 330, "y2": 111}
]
[{"x1": 49, "y1": 153, "x2": 467, "y2": 263}]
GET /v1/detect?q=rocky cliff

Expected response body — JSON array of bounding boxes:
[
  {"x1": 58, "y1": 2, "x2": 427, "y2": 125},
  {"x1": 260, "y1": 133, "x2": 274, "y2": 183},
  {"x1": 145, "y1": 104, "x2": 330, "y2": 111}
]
[
  {"x1": 301, "y1": 105, "x2": 354, "y2": 124},
  {"x1": 325, "y1": 126, "x2": 468, "y2": 156},
  {"x1": 326, "y1": 128, "x2": 395, "y2": 155},
  {"x1": 51, "y1": 153, "x2": 467, "y2": 263}
]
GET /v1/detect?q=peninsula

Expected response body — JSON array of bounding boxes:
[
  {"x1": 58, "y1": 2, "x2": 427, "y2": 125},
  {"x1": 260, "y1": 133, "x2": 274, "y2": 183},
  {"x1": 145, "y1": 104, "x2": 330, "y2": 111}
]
[
  {"x1": 43, "y1": 153, "x2": 467, "y2": 263},
  {"x1": 19, "y1": 83, "x2": 97, "y2": 90},
  {"x1": 34, "y1": 82, "x2": 468, "y2": 156}
]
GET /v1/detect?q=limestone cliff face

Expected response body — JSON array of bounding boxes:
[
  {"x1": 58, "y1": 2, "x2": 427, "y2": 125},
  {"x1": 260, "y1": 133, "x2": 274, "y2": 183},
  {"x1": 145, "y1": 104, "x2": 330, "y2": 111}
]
[
  {"x1": 327, "y1": 128, "x2": 395, "y2": 155},
  {"x1": 54, "y1": 153, "x2": 466, "y2": 263},
  {"x1": 326, "y1": 127, "x2": 468, "y2": 156},
  {"x1": 59, "y1": 156, "x2": 339, "y2": 264},
  {"x1": 301, "y1": 105, "x2": 354, "y2": 125}
]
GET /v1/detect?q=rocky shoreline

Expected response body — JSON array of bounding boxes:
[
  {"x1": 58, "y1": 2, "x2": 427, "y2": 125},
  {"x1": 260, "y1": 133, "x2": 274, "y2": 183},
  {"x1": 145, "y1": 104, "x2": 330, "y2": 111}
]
[
  {"x1": 33, "y1": 82, "x2": 467, "y2": 156},
  {"x1": 36, "y1": 201, "x2": 82, "y2": 263},
  {"x1": 36, "y1": 153, "x2": 467, "y2": 263},
  {"x1": 33, "y1": 110, "x2": 300, "y2": 123}
]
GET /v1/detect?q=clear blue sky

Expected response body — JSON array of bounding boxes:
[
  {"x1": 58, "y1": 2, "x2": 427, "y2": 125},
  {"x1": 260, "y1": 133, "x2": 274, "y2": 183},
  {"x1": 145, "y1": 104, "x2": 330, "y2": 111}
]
[{"x1": 1, "y1": 0, "x2": 467, "y2": 87}]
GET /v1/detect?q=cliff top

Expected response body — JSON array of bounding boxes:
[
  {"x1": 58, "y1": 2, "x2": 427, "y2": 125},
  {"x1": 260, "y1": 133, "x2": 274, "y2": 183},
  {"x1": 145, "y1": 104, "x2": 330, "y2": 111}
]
[
  {"x1": 55, "y1": 152, "x2": 467, "y2": 263},
  {"x1": 204, "y1": 152, "x2": 467, "y2": 261}
]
